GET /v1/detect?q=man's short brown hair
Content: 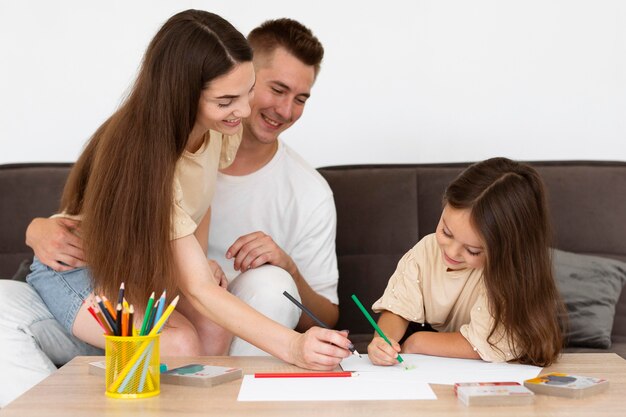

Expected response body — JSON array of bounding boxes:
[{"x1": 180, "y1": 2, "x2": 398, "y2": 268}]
[{"x1": 248, "y1": 18, "x2": 324, "y2": 76}]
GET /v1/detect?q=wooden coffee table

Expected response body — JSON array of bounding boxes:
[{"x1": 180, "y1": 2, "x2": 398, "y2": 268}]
[{"x1": 1, "y1": 353, "x2": 625, "y2": 416}]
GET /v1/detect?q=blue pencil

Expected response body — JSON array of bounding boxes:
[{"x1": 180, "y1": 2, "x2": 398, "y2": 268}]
[{"x1": 152, "y1": 290, "x2": 166, "y2": 332}]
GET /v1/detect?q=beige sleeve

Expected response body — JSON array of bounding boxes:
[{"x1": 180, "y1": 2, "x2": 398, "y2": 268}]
[
  {"x1": 170, "y1": 176, "x2": 198, "y2": 240},
  {"x1": 219, "y1": 130, "x2": 242, "y2": 169},
  {"x1": 459, "y1": 291, "x2": 517, "y2": 362},
  {"x1": 372, "y1": 247, "x2": 425, "y2": 323}
]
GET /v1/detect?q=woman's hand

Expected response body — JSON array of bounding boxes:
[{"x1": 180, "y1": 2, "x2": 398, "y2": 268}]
[
  {"x1": 288, "y1": 327, "x2": 352, "y2": 371},
  {"x1": 367, "y1": 336, "x2": 401, "y2": 366},
  {"x1": 207, "y1": 259, "x2": 228, "y2": 289}
]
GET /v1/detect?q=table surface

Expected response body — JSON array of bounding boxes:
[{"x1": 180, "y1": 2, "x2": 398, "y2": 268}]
[{"x1": 1, "y1": 353, "x2": 625, "y2": 416}]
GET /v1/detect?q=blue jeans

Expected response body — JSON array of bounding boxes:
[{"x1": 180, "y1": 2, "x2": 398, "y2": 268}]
[{"x1": 27, "y1": 257, "x2": 94, "y2": 333}]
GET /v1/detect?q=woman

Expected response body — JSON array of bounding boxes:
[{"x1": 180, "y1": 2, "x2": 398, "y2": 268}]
[{"x1": 27, "y1": 9, "x2": 352, "y2": 370}]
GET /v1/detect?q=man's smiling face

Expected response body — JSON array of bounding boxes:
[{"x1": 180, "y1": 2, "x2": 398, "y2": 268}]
[{"x1": 243, "y1": 47, "x2": 316, "y2": 144}]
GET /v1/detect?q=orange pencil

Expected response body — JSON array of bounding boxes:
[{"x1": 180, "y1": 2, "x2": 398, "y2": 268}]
[
  {"x1": 94, "y1": 296, "x2": 116, "y2": 334},
  {"x1": 102, "y1": 295, "x2": 117, "y2": 320},
  {"x1": 92, "y1": 303, "x2": 113, "y2": 335},
  {"x1": 122, "y1": 305, "x2": 129, "y2": 337}
]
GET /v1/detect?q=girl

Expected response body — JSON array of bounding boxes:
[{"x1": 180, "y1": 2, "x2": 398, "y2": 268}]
[
  {"x1": 367, "y1": 157, "x2": 563, "y2": 366},
  {"x1": 27, "y1": 9, "x2": 352, "y2": 370}
]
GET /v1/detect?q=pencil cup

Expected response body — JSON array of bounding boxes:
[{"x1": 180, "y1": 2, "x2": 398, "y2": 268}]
[{"x1": 104, "y1": 334, "x2": 160, "y2": 398}]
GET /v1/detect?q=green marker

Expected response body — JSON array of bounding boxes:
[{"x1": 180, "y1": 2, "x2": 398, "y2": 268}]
[{"x1": 351, "y1": 294, "x2": 404, "y2": 363}]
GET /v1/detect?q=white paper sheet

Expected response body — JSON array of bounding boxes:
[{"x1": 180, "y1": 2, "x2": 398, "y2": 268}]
[
  {"x1": 340, "y1": 354, "x2": 542, "y2": 385},
  {"x1": 237, "y1": 374, "x2": 437, "y2": 401}
]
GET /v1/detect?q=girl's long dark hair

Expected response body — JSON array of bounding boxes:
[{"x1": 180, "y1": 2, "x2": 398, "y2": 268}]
[
  {"x1": 60, "y1": 10, "x2": 252, "y2": 310},
  {"x1": 445, "y1": 157, "x2": 564, "y2": 366}
]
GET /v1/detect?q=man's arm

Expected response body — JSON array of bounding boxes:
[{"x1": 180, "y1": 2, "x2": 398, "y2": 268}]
[
  {"x1": 25, "y1": 217, "x2": 85, "y2": 271},
  {"x1": 226, "y1": 231, "x2": 339, "y2": 331},
  {"x1": 288, "y1": 264, "x2": 339, "y2": 332},
  {"x1": 226, "y1": 190, "x2": 340, "y2": 331}
]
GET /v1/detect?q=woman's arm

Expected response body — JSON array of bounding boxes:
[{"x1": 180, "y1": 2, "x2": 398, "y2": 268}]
[
  {"x1": 171, "y1": 234, "x2": 352, "y2": 370},
  {"x1": 402, "y1": 331, "x2": 481, "y2": 359},
  {"x1": 193, "y1": 207, "x2": 211, "y2": 255}
]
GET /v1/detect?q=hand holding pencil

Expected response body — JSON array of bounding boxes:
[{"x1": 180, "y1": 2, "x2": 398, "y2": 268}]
[
  {"x1": 351, "y1": 294, "x2": 404, "y2": 365},
  {"x1": 289, "y1": 326, "x2": 354, "y2": 371},
  {"x1": 283, "y1": 291, "x2": 359, "y2": 357},
  {"x1": 367, "y1": 334, "x2": 403, "y2": 366}
]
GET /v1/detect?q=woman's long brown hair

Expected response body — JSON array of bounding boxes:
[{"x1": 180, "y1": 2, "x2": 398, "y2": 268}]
[
  {"x1": 60, "y1": 10, "x2": 252, "y2": 310},
  {"x1": 445, "y1": 157, "x2": 564, "y2": 366}
]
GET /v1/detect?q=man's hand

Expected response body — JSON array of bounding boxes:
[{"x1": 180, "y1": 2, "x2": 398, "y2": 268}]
[
  {"x1": 25, "y1": 217, "x2": 86, "y2": 271},
  {"x1": 226, "y1": 231, "x2": 295, "y2": 274},
  {"x1": 208, "y1": 259, "x2": 228, "y2": 289}
]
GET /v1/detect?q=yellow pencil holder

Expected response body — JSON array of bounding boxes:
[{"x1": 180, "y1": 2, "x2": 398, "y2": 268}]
[{"x1": 104, "y1": 334, "x2": 160, "y2": 399}]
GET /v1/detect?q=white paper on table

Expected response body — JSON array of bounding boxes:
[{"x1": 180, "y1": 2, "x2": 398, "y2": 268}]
[
  {"x1": 340, "y1": 354, "x2": 542, "y2": 385},
  {"x1": 237, "y1": 373, "x2": 437, "y2": 401}
]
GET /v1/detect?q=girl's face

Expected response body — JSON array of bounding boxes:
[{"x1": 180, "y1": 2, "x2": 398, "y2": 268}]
[
  {"x1": 435, "y1": 204, "x2": 486, "y2": 271},
  {"x1": 194, "y1": 61, "x2": 256, "y2": 137}
]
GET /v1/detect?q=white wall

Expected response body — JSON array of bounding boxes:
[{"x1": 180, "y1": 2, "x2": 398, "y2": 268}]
[{"x1": 1, "y1": 0, "x2": 624, "y2": 167}]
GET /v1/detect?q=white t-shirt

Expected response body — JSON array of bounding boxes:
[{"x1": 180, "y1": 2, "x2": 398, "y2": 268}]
[{"x1": 208, "y1": 140, "x2": 339, "y2": 305}]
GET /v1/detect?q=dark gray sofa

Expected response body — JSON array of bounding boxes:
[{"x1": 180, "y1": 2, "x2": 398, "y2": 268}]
[{"x1": 1, "y1": 161, "x2": 625, "y2": 358}]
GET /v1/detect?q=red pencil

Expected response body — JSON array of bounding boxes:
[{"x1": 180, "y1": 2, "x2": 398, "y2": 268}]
[
  {"x1": 87, "y1": 305, "x2": 105, "y2": 330},
  {"x1": 254, "y1": 372, "x2": 353, "y2": 378}
]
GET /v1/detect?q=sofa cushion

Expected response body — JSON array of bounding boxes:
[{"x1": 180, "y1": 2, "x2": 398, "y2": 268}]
[
  {"x1": 0, "y1": 163, "x2": 71, "y2": 279},
  {"x1": 11, "y1": 259, "x2": 32, "y2": 282},
  {"x1": 554, "y1": 249, "x2": 626, "y2": 349}
]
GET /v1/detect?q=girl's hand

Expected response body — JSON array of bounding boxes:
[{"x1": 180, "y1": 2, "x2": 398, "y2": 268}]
[
  {"x1": 367, "y1": 336, "x2": 401, "y2": 366},
  {"x1": 289, "y1": 327, "x2": 352, "y2": 371}
]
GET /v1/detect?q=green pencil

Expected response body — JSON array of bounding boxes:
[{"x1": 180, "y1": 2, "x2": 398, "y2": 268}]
[
  {"x1": 351, "y1": 294, "x2": 404, "y2": 363},
  {"x1": 139, "y1": 292, "x2": 155, "y2": 336}
]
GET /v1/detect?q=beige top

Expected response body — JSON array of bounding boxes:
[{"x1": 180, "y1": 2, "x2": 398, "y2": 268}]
[
  {"x1": 170, "y1": 129, "x2": 240, "y2": 239},
  {"x1": 54, "y1": 129, "x2": 241, "y2": 240},
  {"x1": 372, "y1": 233, "x2": 516, "y2": 362}
]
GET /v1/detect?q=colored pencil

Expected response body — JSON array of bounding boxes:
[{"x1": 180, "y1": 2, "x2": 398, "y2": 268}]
[
  {"x1": 351, "y1": 294, "x2": 404, "y2": 363},
  {"x1": 153, "y1": 290, "x2": 167, "y2": 329},
  {"x1": 115, "y1": 303, "x2": 123, "y2": 336},
  {"x1": 87, "y1": 305, "x2": 107, "y2": 333},
  {"x1": 110, "y1": 295, "x2": 180, "y2": 392},
  {"x1": 149, "y1": 295, "x2": 179, "y2": 334},
  {"x1": 117, "y1": 282, "x2": 125, "y2": 307},
  {"x1": 96, "y1": 295, "x2": 118, "y2": 335},
  {"x1": 128, "y1": 305, "x2": 135, "y2": 336},
  {"x1": 102, "y1": 295, "x2": 117, "y2": 320},
  {"x1": 145, "y1": 299, "x2": 159, "y2": 334},
  {"x1": 283, "y1": 291, "x2": 360, "y2": 356},
  {"x1": 92, "y1": 303, "x2": 114, "y2": 335},
  {"x1": 139, "y1": 292, "x2": 155, "y2": 336},
  {"x1": 255, "y1": 372, "x2": 353, "y2": 378},
  {"x1": 122, "y1": 305, "x2": 129, "y2": 337}
]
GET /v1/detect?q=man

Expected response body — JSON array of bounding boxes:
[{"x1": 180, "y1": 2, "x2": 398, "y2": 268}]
[{"x1": 21, "y1": 19, "x2": 337, "y2": 356}]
